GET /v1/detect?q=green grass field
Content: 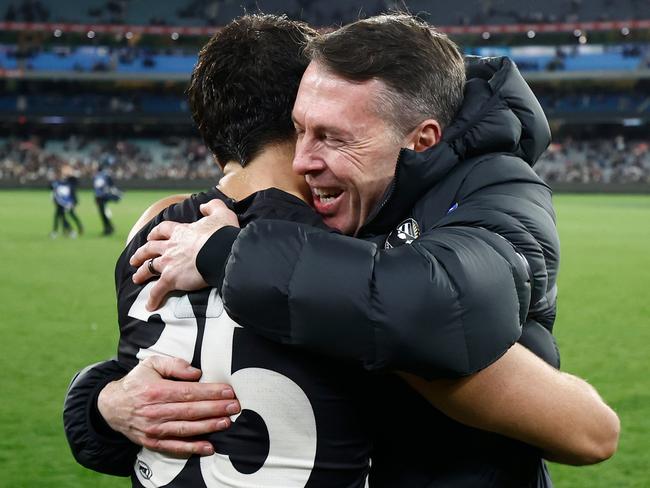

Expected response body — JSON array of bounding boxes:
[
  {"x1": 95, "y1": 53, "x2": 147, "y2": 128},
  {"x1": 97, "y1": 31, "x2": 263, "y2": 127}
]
[{"x1": 0, "y1": 190, "x2": 648, "y2": 487}]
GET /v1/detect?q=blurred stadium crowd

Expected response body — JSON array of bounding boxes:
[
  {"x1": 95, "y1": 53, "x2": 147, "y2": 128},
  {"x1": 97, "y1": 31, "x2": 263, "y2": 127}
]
[
  {"x1": 536, "y1": 137, "x2": 650, "y2": 184},
  {"x1": 2, "y1": 42, "x2": 650, "y2": 75},
  {"x1": 0, "y1": 136, "x2": 217, "y2": 183},
  {"x1": 2, "y1": 86, "x2": 650, "y2": 118},
  {"x1": 1, "y1": 0, "x2": 649, "y2": 191},
  {"x1": 3, "y1": 0, "x2": 649, "y2": 26},
  {"x1": 2, "y1": 134, "x2": 649, "y2": 185}
]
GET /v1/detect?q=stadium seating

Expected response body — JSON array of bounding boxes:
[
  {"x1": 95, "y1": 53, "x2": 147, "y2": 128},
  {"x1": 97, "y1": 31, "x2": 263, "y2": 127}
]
[
  {"x1": 2, "y1": 0, "x2": 649, "y2": 26},
  {"x1": 0, "y1": 1, "x2": 648, "y2": 190},
  {"x1": 3, "y1": 42, "x2": 647, "y2": 75},
  {"x1": 1, "y1": 134, "x2": 648, "y2": 185},
  {"x1": 0, "y1": 135, "x2": 220, "y2": 183}
]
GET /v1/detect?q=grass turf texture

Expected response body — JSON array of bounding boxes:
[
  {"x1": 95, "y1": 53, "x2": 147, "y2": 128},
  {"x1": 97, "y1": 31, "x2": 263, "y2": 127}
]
[{"x1": 0, "y1": 190, "x2": 647, "y2": 487}]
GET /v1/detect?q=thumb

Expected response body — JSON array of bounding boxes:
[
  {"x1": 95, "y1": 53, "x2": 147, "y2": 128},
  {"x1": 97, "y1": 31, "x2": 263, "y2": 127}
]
[
  {"x1": 200, "y1": 198, "x2": 228, "y2": 217},
  {"x1": 144, "y1": 355, "x2": 202, "y2": 380}
]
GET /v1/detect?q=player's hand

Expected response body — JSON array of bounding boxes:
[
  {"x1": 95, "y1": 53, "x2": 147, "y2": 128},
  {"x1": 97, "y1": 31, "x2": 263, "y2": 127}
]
[
  {"x1": 130, "y1": 199, "x2": 239, "y2": 311},
  {"x1": 97, "y1": 356, "x2": 240, "y2": 456}
]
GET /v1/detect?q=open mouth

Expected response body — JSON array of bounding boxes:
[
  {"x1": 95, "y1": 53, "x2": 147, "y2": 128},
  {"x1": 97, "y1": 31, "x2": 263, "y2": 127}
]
[{"x1": 312, "y1": 187, "x2": 344, "y2": 213}]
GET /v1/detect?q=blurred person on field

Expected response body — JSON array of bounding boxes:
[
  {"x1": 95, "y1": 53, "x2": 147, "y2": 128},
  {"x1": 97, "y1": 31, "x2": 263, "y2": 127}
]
[
  {"x1": 93, "y1": 160, "x2": 122, "y2": 236},
  {"x1": 49, "y1": 165, "x2": 82, "y2": 238},
  {"x1": 61, "y1": 164, "x2": 84, "y2": 236}
]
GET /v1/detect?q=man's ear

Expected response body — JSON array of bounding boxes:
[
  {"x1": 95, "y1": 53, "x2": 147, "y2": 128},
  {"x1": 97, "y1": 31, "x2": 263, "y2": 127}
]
[{"x1": 404, "y1": 119, "x2": 442, "y2": 152}]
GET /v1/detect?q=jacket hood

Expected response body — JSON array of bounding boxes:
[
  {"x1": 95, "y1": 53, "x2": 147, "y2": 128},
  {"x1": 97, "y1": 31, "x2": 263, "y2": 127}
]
[{"x1": 361, "y1": 56, "x2": 551, "y2": 236}]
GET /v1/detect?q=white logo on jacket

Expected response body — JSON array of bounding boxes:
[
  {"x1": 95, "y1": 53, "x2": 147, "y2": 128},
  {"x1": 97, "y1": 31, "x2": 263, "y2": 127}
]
[{"x1": 384, "y1": 217, "x2": 421, "y2": 249}]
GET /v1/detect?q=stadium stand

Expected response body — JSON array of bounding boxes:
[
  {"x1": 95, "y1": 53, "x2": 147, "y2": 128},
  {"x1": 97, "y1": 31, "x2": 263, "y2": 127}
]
[
  {"x1": 2, "y1": 42, "x2": 649, "y2": 76},
  {"x1": 0, "y1": 135, "x2": 219, "y2": 184},
  {"x1": 0, "y1": 0, "x2": 648, "y2": 191},
  {"x1": 536, "y1": 137, "x2": 650, "y2": 184},
  {"x1": 2, "y1": 0, "x2": 650, "y2": 26},
  {"x1": 1, "y1": 133, "x2": 648, "y2": 186}
]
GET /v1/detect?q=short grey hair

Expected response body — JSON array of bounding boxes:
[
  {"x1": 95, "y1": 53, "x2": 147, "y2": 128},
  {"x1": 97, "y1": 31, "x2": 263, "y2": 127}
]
[{"x1": 306, "y1": 14, "x2": 465, "y2": 138}]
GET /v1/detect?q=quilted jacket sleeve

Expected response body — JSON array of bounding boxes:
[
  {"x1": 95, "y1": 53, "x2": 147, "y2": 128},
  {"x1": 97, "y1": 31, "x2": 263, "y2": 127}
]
[
  {"x1": 219, "y1": 156, "x2": 559, "y2": 379},
  {"x1": 63, "y1": 359, "x2": 137, "y2": 476},
  {"x1": 221, "y1": 223, "x2": 531, "y2": 380}
]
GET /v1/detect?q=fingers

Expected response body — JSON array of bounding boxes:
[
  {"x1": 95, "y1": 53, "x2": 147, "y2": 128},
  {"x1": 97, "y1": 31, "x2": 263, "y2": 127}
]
[
  {"x1": 143, "y1": 356, "x2": 201, "y2": 381},
  {"x1": 148, "y1": 220, "x2": 181, "y2": 242},
  {"x1": 200, "y1": 200, "x2": 240, "y2": 228},
  {"x1": 132, "y1": 258, "x2": 163, "y2": 286},
  {"x1": 146, "y1": 275, "x2": 173, "y2": 311},
  {"x1": 141, "y1": 399, "x2": 240, "y2": 424},
  {"x1": 130, "y1": 239, "x2": 169, "y2": 268},
  {"x1": 200, "y1": 199, "x2": 229, "y2": 217},
  {"x1": 147, "y1": 417, "x2": 232, "y2": 440},
  {"x1": 148, "y1": 379, "x2": 236, "y2": 404},
  {"x1": 141, "y1": 437, "x2": 215, "y2": 457}
]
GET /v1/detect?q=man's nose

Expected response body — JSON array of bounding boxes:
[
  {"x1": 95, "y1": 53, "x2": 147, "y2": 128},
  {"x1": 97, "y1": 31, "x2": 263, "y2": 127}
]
[{"x1": 293, "y1": 138, "x2": 326, "y2": 175}]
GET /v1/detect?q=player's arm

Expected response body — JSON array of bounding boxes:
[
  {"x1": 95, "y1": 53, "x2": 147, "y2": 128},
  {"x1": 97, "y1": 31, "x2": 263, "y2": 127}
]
[
  {"x1": 399, "y1": 343, "x2": 620, "y2": 466},
  {"x1": 126, "y1": 194, "x2": 190, "y2": 244},
  {"x1": 63, "y1": 355, "x2": 237, "y2": 474}
]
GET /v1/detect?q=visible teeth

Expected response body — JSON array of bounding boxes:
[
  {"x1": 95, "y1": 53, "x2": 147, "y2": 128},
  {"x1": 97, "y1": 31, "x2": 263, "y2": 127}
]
[{"x1": 313, "y1": 188, "x2": 342, "y2": 202}]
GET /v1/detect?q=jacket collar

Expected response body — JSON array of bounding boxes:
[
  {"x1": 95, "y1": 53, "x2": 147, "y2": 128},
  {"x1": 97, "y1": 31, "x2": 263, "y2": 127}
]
[{"x1": 360, "y1": 56, "x2": 551, "y2": 236}]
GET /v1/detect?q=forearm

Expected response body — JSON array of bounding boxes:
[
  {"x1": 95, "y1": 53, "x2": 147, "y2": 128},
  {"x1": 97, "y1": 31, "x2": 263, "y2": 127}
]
[
  {"x1": 400, "y1": 344, "x2": 620, "y2": 465},
  {"x1": 63, "y1": 360, "x2": 139, "y2": 476}
]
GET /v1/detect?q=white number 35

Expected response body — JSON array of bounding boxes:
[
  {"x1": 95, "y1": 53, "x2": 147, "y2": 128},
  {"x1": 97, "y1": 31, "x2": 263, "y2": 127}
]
[{"x1": 129, "y1": 283, "x2": 318, "y2": 487}]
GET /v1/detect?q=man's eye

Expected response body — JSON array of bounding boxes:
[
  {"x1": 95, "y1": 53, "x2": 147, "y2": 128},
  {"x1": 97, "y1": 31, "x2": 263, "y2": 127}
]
[{"x1": 325, "y1": 135, "x2": 343, "y2": 146}]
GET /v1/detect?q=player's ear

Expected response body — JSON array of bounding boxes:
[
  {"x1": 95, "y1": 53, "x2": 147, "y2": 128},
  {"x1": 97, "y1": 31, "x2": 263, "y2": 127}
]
[{"x1": 403, "y1": 119, "x2": 441, "y2": 152}]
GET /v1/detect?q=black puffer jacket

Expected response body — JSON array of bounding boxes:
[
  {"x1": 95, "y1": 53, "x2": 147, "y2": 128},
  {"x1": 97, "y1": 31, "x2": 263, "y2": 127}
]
[{"x1": 211, "y1": 56, "x2": 560, "y2": 379}]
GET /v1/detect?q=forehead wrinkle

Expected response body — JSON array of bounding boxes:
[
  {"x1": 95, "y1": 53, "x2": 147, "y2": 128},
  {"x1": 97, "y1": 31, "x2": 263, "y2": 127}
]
[{"x1": 314, "y1": 93, "x2": 378, "y2": 137}]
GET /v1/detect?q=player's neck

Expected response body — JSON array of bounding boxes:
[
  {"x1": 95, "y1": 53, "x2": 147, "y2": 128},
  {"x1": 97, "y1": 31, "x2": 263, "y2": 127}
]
[{"x1": 216, "y1": 142, "x2": 310, "y2": 203}]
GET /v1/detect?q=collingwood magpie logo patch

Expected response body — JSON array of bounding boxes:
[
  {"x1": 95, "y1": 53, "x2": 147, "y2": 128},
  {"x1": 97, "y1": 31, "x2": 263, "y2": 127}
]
[
  {"x1": 137, "y1": 460, "x2": 153, "y2": 480},
  {"x1": 384, "y1": 218, "x2": 421, "y2": 249}
]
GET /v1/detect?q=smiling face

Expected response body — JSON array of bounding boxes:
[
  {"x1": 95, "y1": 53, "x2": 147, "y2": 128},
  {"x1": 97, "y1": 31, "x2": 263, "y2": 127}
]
[{"x1": 291, "y1": 62, "x2": 406, "y2": 235}]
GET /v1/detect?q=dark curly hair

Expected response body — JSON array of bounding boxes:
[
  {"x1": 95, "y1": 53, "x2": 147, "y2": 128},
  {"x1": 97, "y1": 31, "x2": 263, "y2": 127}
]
[{"x1": 188, "y1": 14, "x2": 318, "y2": 168}]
